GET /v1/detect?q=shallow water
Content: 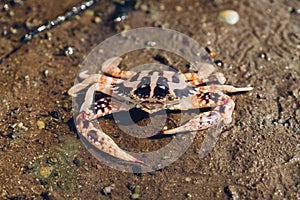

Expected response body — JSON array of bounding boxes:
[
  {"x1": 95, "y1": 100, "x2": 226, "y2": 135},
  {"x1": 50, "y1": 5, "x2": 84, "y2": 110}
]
[{"x1": 0, "y1": 0, "x2": 299, "y2": 199}]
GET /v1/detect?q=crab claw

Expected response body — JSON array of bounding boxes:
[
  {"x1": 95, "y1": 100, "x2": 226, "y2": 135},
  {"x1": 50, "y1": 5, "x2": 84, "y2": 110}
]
[
  {"x1": 161, "y1": 111, "x2": 222, "y2": 135},
  {"x1": 76, "y1": 111, "x2": 144, "y2": 164}
]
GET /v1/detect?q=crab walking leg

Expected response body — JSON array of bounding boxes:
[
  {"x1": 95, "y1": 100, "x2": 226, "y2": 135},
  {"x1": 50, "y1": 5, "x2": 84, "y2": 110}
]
[
  {"x1": 184, "y1": 72, "x2": 226, "y2": 85},
  {"x1": 68, "y1": 72, "x2": 121, "y2": 97},
  {"x1": 101, "y1": 57, "x2": 136, "y2": 78},
  {"x1": 163, "y1": 85, "x2": 252, "y2": 134},
  {"x1": 75, "y1": 111, "x2": 143, "y2": 163},
  {"x1": 161, "y1": 111, "x2": 223, "y2": 135},
  {"x1": 198, "y1": 85, "x2": 253, "y2": 93},
  {"x1": 162, "y1": 94, "x2": 235, "y2": 134}
]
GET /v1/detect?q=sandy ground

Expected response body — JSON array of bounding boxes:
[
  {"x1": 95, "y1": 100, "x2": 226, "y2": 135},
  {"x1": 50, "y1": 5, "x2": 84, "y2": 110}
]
[{"x1": 0, "y1": 0, "x2": 299, "y2": 199}]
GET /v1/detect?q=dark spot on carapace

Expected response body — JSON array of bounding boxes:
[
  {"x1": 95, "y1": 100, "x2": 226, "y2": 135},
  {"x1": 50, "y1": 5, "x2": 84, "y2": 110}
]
[
  {"x1": 134, "y1": 85, "x2": 151, "y2": 98},
  {"x1": 154, "y1": 84, "x2": 170, "y2": 99}
]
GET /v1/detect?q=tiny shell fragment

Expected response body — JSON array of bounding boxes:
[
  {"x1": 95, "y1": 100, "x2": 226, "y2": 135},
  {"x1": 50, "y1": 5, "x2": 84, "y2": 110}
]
[{"x1": 217, "y1": 10, "x2": 240, "y2": 25}]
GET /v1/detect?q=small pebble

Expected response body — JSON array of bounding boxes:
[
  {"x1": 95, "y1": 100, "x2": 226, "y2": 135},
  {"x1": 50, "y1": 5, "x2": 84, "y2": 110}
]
[
  {"x1": 10, "y1": 27, "x2": 17, "y2": 34},
  {"x1": 45, "y1": 32, "x2": 52, "y2": 40},
  {"x1": 134, "y1": 185, "x2": 141, "y2": 194},
  {"x1": 93, "y1": 16, "x2": 102, "y2": 24},
  {"x1": 186, "y1": 193, "x2": 192, "y2": 198},
  {"x1": 226, "y1": 185, "x2": 239, "y2": 200},
  {"x1": 17, "y1": 122, "x2": 23, "y2": 128},
  {"x1": 8, "y1": 10, "x2": 14, "y2": 17},
  {"x1": 258, "y1": 52, "x2": 267, "y2": 59},
  {"x1": 3, "y1": 4, "x2": 9, "y2": 11},
  {"x1": 214, "y1": 60, "x2": 224, "y2": 67},
  {"x1": 39, "y1": 166, "x2": 53, "y2": 179},
  {"x1": 217, "y1": 10, "x2": 239, "y2": 25},
  {"x1": 63, "y1": 46, "x2": 74, "y2": 56},
  {"x1": 24, "y1": 75, "x2": 30, "y2": 81},
  {"x1": 96, "y1": 164, "x2": 102, "y2": 170},
  {"x1": 37, "y1": 120, "x2": 45, "y2": 130},
  {"x1": 85, "y1": 10, "x2": 94, "y2": 17},
  {"x1": 114, "y1": 14, "x2": 128, "y2": 22},
  {"x1": 18, "y1": 122, "x2": 28, "y2": 131},
  {"x1": 2, "y1": 29, "x2": 8, "y2": 36},
  {"x1": 140, "y1": 4, "x2": 148, "y2": 12},
  {"x1": 102, "y1": 184, "x2": 115, "y2": 195},
  {"x1": 43, "y1": 70, "x2": 49, "y2": 77},
  {"x1": 185, "y1": 177, "x2": 192, "y2": 182},
  {"x1": 239, "y1": 65, "x2": 246, "y2": 72},
  {"x1": 175, "y1": 5, "x2": 183, "y2": 12},
  {"x1": 278, "y1": 119, "x2": 286, "y2": 124},
  {"x1": 131, "y1": 193, "x2": 140, "y2": 200}
]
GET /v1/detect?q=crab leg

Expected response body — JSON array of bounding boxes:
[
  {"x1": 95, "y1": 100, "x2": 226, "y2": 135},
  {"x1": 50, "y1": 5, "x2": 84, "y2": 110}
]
[
  {"x1": 69, "y1": 69, "x2": 143, "y2": 163},
  {"x1": 184, "y1": 72, "x2": 226, "y2": 85},
  {"x1": 161, "y1": 111, "x2": 224, "y2": 135},
  {"x1": 198, "y1": 85, "x2": 253, "y2": 93},
  {"x1": 101, "y1": 57, "x2": 136, "y2": 78},
  {"x1": 75, "y1": 94, "x2": 142, "y2": 163},
  {"x1": 76, "y1": 111, "x2": 143, "y2": 163},
  {"x1": 68, "y1": 72, "x2": 121, "y2": 97},
  {"x1": 162, "y1": 85, "x2": 253, "y2": 134},
  {"x1": 162, "y1": 92, "x2": 234, "y2": 134}
]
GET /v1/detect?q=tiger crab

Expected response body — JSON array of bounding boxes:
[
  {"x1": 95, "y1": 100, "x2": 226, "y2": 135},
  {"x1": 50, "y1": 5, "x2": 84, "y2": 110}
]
[{"x1": 68, "y1": 57, "x2": 253, "y2": 163}]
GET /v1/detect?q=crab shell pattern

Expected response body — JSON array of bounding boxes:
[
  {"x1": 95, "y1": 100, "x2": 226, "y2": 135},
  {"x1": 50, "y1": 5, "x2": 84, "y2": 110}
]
[{"x1": 68, "y1": 57, "x2": 252, "y2": 163}]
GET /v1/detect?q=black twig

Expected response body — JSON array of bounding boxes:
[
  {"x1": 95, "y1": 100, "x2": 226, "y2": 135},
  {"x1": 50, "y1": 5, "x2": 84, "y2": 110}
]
[{"x1": 0, "y1": 0, "x2": 99, "y2": 65}]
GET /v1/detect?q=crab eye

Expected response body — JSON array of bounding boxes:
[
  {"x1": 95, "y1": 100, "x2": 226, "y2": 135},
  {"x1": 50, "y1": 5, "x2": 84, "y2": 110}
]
[
  {"x1": 129, "y1": 94, "x2": 136, "y2": 99},
  {"x1": 168, "y1": 95, "x2": 175, "y2": 101}
]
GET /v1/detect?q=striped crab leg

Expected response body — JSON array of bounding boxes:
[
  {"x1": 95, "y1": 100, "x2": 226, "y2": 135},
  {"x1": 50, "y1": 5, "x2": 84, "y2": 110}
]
[
  {"x1": 75, "y1": 96, "x2": 143, "y2": 163},
  {"x1": 68, "y1": 71, "x2": 121, "y2": 97},
  {"x1": 183, "y1": 72, "x2": 226, "y2": 86},
  {"x1": 183, "y1": 63, "x2": 226, "y2": 86},
  {"x1": 101, "y1": 57, "x2": 136, "y2": 78},
  {"x1": 162, "y1": 85, "x2": 253, "y2": 134},
  {"x1": 69, "y1": 67, "x2": 142, "y2": 163}
]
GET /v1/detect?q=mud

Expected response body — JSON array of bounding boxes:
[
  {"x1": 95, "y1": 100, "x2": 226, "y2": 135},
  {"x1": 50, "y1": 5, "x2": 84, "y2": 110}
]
[{"x1": 0, "y1": 0, "x2": 299, "y2": 199}]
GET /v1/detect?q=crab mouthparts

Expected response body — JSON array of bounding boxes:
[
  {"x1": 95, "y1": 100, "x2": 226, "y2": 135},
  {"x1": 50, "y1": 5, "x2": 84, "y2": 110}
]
[{"x1": 139, "y1": 101, "x2": 164, "y2": 113}]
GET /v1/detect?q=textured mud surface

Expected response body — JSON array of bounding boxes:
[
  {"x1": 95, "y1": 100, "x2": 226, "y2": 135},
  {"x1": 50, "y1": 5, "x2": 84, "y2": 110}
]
[{"x1": 0, "y1": 0, "x2": 299, "y2": 199}]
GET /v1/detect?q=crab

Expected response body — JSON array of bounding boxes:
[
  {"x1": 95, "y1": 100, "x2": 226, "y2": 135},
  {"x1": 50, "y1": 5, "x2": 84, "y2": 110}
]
[{"x1": 68, "y1": 57, "x2": 253, "y2": 163}]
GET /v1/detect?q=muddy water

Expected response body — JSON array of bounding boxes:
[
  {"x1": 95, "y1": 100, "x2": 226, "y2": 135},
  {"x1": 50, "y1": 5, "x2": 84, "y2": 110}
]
[{"x1": 0, "y1": 0, "x2": 299, "y2": 199}]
